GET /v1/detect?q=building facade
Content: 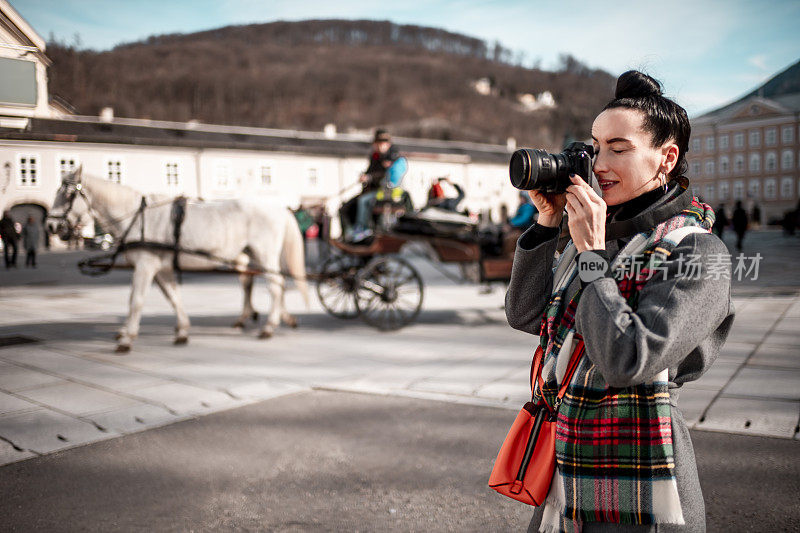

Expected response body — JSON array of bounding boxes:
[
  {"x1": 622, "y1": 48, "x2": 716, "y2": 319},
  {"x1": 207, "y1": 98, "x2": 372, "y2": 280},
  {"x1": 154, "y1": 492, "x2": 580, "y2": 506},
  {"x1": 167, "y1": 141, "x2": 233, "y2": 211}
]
[{"x1": 688, "y1": 94, "x2": 800, "y2": 224}]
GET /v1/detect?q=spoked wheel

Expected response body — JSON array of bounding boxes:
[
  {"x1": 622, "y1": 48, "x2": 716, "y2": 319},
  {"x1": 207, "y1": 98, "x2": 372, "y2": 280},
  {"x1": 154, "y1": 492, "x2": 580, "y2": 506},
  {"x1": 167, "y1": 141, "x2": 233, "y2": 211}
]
[
  {"x1": 355, "y1": 256, "x2": 424, "y2": 331},
  {"x1": 316, "y1": 255, "x2": 364, "y2": 319}
]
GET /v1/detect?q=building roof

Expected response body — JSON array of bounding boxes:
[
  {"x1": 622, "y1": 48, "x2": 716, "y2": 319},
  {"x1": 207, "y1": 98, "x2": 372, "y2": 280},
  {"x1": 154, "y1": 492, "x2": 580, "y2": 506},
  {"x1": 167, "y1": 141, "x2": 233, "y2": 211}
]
[
  {"x1": 0, "y1": 114, "x2": 513, "y2": 164},
  {"x1": 0, "y1": 0, "x2": 46, "y2": 53}
]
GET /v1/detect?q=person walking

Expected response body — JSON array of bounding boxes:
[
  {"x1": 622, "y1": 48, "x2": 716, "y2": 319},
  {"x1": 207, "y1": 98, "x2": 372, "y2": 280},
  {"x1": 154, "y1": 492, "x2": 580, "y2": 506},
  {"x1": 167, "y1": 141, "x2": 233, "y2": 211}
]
[
  {"x1": 713, "y1": 203, "x2": 728, "y2": 240},
  {"x1": 21, "y1": 216, "x2": 40, "y2": 268},
  {"x1": 506, "y1": 70, "x2": 734, "y2": 532},
  {"x1": 0, "y1": 210, "x2": 19, "y2": 269},
  {"x1": 732, "y1": 200, "x2": 749, "y2": 251}
]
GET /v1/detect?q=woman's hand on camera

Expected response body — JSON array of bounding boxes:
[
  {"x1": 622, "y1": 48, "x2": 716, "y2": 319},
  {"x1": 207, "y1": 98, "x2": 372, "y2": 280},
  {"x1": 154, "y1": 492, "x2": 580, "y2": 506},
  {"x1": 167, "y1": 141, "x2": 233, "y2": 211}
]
[
  {"x1": 528, "y1": 190, "x2": 567, "y2": 228},
  {"x1": 565, "y1": 174, "x2": 606, "y2": 253}
]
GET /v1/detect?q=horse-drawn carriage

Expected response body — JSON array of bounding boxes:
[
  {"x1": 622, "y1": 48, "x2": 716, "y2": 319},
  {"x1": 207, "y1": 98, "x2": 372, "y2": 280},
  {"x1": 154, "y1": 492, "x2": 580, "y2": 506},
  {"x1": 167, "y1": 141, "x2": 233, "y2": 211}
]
[{"x1": 315, "y1": 204, "x2": 519, "y2": 331}]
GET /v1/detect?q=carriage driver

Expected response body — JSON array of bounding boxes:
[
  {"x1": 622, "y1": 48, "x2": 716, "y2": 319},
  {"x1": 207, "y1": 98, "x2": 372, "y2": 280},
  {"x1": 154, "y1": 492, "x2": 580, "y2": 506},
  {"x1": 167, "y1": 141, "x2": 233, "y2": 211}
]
[{"x1": 339, "y1": 129, "x2": 400, "y2": 242}]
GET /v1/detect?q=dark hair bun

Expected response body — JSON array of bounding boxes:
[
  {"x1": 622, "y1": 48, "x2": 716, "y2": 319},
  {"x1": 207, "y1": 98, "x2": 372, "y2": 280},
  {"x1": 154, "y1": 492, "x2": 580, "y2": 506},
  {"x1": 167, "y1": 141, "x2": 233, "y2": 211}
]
[{"x1": 615, "y1": 70, "x2": 662, "y2": 99}]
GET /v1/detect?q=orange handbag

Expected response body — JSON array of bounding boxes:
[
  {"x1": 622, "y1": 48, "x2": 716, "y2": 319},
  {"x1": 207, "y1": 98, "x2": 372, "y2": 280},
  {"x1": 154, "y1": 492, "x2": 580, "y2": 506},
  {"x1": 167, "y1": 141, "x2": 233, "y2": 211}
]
[{"x1": 488, "y1": 340, "x2": 584, "y2": 506}]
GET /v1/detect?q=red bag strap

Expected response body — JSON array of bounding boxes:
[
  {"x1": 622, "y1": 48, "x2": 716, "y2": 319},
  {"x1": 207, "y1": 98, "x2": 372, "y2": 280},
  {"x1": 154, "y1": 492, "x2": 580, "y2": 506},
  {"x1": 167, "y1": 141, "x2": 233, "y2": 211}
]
[{"x1": 534, "y1": 337, "x2": 585, "y2": 413}]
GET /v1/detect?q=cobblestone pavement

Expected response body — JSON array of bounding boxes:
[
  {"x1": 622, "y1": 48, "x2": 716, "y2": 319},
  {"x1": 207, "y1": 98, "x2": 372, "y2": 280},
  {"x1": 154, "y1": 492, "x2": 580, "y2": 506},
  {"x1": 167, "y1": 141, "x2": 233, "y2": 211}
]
[{"x1": 0, "y1": 229, "x2": 798, "y2": 466}]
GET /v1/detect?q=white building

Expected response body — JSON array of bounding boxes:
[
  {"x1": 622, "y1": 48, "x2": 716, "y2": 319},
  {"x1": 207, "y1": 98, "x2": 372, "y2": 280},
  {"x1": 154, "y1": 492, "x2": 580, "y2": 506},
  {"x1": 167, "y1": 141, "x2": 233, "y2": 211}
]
[{"x1": 0, "y1": 1, "x2": 519, "y2": 240}]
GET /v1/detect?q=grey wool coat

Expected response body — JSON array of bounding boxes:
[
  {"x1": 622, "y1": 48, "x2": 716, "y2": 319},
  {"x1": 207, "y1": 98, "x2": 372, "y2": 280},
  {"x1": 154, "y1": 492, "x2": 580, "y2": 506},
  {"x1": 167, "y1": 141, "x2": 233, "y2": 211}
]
[{"x1": 505, "y1": 182, "x2": 735, "y2": 533}]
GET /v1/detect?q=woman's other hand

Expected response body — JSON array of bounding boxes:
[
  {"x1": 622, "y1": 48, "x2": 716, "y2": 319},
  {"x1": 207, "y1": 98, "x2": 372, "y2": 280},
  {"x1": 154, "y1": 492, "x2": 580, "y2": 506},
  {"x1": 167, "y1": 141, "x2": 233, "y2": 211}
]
[
  {"x1": 565, "y1": 175, "x2": 607, "y2": 253},
  {"x1": 528, "y1": 190, "x2": 567, "y2": 228}
]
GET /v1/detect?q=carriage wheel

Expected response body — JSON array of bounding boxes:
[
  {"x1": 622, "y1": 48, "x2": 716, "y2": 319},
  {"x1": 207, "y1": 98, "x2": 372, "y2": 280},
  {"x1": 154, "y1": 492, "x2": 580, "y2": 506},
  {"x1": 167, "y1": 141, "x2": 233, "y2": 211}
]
[
  {"x1": 355, "y1": 256, "x2": 424, "y2": 331},
  {"x1": 316, "y1": 255, "x2": 363, "y2": 319}
]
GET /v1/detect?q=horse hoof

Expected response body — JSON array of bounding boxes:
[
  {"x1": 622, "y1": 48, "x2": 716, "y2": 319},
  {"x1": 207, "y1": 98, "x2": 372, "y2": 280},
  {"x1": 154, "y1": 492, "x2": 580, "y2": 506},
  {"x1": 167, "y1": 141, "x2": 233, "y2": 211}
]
[
  {"x1": 287, "y1": 319, "x2": 298, "y2": 329},
  {"x1": 251, "y1": 311, "x2": 260, "y2": 322},
  {"x1": 174, "y1": 336, "x2": 188, "y2": 345},
  {"x1": 232, "y1": 321, "x2": 245, "y2": 329},
  {"x1": 115, "y1": 344, "x2": 131, "y2": 354},
  {"x1": 258, "y1": 330, "x2": 273, "y2": 339},
  {"x1": 114, "y1": 332, "x2": 123, "y2": 340}
]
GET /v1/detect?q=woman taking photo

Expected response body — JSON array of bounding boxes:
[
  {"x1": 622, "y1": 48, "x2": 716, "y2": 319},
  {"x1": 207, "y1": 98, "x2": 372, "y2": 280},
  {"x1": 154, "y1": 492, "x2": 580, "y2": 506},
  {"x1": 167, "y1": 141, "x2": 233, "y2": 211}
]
[{"x1": 506, "y1": 70, "x2": 735, "y2": 532}]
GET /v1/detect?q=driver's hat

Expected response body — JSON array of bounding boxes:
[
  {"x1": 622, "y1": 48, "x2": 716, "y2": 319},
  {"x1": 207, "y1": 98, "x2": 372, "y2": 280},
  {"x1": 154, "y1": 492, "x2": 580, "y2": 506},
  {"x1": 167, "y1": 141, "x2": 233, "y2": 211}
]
[{"x1": 373, "y1": 129, "x2": 391, "y2": 143}]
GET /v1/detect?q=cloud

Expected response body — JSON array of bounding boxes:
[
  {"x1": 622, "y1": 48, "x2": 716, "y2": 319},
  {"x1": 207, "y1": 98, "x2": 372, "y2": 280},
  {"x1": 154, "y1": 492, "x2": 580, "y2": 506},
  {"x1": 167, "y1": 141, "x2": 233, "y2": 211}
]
[{"x1": 747, "y1": 54, "x2": 769, "y2": 71}]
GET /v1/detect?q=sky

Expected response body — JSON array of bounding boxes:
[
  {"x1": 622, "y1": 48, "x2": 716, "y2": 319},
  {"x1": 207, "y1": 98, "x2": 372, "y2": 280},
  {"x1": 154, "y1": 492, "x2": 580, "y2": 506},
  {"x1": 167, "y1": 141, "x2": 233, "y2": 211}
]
[{"x1": 10, "y1": 0, "x2": 800, "y2": 117}]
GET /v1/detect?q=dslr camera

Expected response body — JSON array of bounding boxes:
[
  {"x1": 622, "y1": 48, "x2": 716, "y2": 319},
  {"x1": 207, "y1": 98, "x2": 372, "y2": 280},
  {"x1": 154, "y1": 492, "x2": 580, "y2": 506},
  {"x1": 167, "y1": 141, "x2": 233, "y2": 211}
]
[{"x1": 509, "y1": 142, "x2": 594, "y2": 192}]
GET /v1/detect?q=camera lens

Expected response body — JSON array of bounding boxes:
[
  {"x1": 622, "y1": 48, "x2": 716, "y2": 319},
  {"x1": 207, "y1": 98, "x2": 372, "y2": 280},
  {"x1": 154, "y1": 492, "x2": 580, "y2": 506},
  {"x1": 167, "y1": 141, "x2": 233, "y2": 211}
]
[{"x1": 509, "y1": 149, "x2": 558, "y2": 191}]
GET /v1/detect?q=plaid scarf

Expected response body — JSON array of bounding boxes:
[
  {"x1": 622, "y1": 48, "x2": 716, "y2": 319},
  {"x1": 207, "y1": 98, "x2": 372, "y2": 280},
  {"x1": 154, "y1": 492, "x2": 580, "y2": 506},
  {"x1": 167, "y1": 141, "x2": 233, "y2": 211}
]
[{"x1": 534, "y1": 198, "x2": 714, "y2": 532}]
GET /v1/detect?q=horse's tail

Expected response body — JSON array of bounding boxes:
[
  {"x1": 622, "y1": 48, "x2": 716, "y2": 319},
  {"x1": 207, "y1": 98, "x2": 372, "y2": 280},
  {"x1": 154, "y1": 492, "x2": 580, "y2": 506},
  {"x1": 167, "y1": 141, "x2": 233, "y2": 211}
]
[{"x1": 283, "y1": 210, "x2": 310, "y2": 308}]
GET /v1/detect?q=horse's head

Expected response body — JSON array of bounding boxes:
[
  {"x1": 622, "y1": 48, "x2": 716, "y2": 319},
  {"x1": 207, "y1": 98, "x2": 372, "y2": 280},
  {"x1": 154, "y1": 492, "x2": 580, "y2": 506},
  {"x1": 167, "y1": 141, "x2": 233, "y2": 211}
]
[{"x1": 48, "y1": 166, "x2": 91, "y2": 240}]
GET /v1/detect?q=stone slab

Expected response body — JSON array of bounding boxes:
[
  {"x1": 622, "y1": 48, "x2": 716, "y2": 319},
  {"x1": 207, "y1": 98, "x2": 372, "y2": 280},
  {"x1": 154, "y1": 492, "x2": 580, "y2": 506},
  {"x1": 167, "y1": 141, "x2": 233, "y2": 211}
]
[
  {"x1": 0, "y1": 361, "x2": 64, "y2": 392},
  {"x1": 0, "y1": 391, "x2": 42, "y2": 415},
  {"x1": 226, "y1": 380, "x2": 307, "y2": 401},
  {"x1": 717, "y1": 342, "x2": 757, "y2": 364},
  {"x1": 748, "y1": 343, "x2": 800, "y2": 369},
  {"x1": 15, "y1": 381, "x2": 138, "y2": 416},
  {"x1": 674, "y1": 388, "x2": 718, "y2": 426},
  {"x1": 0, "y1": 409, "x2": 118, "y2": 455},
  {"x1": 696, "y1": 396, "x2": 799, "y2": 438},
  {"x1": 0, "y1": 439, "x2": 36, "y2": 465},
  {"x1": 682, "y1": 361, "x2": 740, "y2": 391},
  {"x1": 130, "y1": 382, "x2": 242, "y2": 415},
  {"x1": 85, "y1": 404, "x2": 187, "y2": 434},
  {"x1": 723, "y1": 367, "x2": 800, "y2": 401}
]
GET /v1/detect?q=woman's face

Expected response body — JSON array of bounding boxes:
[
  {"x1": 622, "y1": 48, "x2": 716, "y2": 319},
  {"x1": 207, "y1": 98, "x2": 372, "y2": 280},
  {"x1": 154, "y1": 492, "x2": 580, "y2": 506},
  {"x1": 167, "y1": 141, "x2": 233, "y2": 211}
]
[{"x1": 590, "y1": 108, "x2": 678, "y2": 206}]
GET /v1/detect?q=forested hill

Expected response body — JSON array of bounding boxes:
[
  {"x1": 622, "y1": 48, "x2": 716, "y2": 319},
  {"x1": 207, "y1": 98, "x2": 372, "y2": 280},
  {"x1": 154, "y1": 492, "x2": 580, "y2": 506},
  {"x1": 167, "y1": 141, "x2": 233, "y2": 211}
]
[{"x1": 46, "y1": 20, "x2": 616, "y2": 149}]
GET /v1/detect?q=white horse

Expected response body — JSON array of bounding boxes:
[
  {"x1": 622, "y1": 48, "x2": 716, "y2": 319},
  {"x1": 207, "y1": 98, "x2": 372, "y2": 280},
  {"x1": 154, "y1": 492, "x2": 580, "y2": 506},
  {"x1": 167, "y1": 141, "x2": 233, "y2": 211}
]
[{"x1": 49, "y1": 167, "x2": 308, "y2": 352}]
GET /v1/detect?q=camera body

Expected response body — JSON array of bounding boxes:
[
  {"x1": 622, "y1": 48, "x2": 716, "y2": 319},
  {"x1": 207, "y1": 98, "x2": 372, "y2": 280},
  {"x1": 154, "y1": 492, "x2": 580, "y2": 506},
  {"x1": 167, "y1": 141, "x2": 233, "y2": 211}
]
[{"x1": 509, "y1": 142, "x2": 595, "y2": 192}]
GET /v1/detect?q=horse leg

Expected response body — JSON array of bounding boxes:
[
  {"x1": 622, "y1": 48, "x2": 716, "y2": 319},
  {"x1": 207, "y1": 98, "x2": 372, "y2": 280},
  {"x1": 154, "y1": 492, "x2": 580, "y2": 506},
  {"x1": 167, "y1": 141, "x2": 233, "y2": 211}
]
[
  {"x1": 117, "y1": 256, "x2": 159, "y2": 353},
  {"x1": 258, "y1": 272, "x2": 283, "y2": 339},
  {"x1": 280, "y1": 289, "x2": 297, "y2": 328},
  {"x1": 233, "y1": 273, "x2": 255, "y2": 329},
  {"x1": 154, "y1": 269, "x2": 191, "y2": 345}
]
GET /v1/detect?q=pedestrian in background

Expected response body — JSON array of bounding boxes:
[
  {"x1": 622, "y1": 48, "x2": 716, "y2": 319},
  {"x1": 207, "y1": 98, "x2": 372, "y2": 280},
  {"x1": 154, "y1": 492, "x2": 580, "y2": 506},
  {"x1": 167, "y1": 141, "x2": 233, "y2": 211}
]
[
  {"x1": 21, "y1": 216, "x2": 40, "y2": 268},
  {"x1": 750, "y1": 203, "x2": 761, "y2": 229},
  {"x1": 732, "y1": 200, "x2": 749, "y2": 251},
  {"x1": 0, "y1": 210, "x2": 19, "y2": 269},
  {"x1": 713, "y1": 203, "x2": 728, "y2": 240},
  {"x1": 506, "y1": 70, "x2": 734, "y2": 532}
]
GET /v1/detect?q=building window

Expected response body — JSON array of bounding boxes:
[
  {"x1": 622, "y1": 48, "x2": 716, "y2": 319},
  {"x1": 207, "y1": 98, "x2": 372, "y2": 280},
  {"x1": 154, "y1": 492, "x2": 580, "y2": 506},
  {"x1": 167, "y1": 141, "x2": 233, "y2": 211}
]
[
  {"x1": 106, "y1": 159, "x2": 123, "y2": 184},
  {"x1": 782, "y1": 150, "x2": 794, "y2": 170},
  {"x1": 308, "y1": 168, "x2": 318, "y2": 187},
  {"x1": 214, "y1": 161, "x2": 230, "y2": 189},
  {"x1": 782, "y1": 126, "x2": 794, "y2": 144},
  {"x1": 734, "y1": 154, "x2": 744, "y2": 173},
  {"x1": 719, "y1": 156, "x2": 729, "y2": 174},
  {"x1": 164, "y1": 161, "x2": 180, "y2": 186},
  {"x1": 734, "y1": 132, "x2": 744, "y2": 148},
  {"x1": 691, "y1": 138, "x2": 701, "y2": 153},
  {"x1": 764, "y1": 178, "x2": 776, "y2": 200},
  {"x1": 706, "y1": 136, "x2": 715, "y2": 151},
  {"x1": 691, "y1": 161, "x2": 701, "y2": 175},
  {"x1": 749, "y1": 130, "x2": 760, "y2": 147},
  {"x1": 733, "y1": 180, "x2": 744, "y2": 200},
  {"x1": 704, "y1": 160, "x2": 715, "y2": 176},
  {"x1": 260, "y1": 165, "x2": 272, "y2": 187},
  {"x1": 718, "y1": 181, "x2": 729, "y2": 200},
  {"x1": 765, "y1": 151, "x2": 777, "y2": 171},
  {"x1": 765, "y1": 128, "x2": 777, "y2": 146},
  {"x1": 749, "y1": 153, "x2": 760, "y2": 172},
  {"x1": 704, "y1": 185, "x2": 715, "y2": 202},
  {"x1": 719, "y1": 135, "x2": 729, "y2": 150},
  {"x1": 57, "y1": 155, "x2": 79, "y2": 178},
  {"x1": 17, "y1": 154, "x2": 39, "y2": 187},
  {"x1": 748, "y1": 179, "x2": 760, "y2": 199},
  {"x1": 781, "y1": 177, "x2": 794, "y2": 199}
]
